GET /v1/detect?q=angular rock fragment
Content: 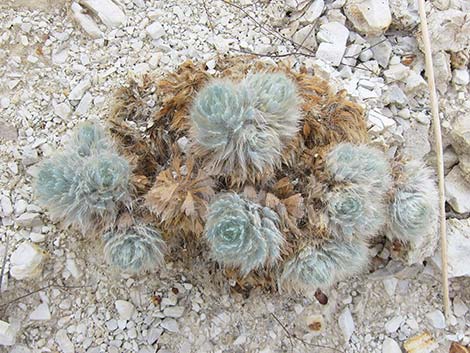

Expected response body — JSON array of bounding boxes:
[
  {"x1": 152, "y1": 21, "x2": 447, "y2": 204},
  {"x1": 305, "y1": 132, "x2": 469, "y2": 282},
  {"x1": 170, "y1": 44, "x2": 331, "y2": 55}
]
[{"x1": 344, "y1": 0, "x2": 392, "y2": 35}]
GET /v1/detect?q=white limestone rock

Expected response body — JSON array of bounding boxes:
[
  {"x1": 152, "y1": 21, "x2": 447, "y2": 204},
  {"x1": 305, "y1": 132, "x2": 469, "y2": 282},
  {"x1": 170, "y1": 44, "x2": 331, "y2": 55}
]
[
  {"x1": 384, "y1": 63, "x2": 409, "y2": 83},
  {"x1": 368, "y1": 109, "x2": 396, "y2": 133},
  {"x1": 115, "y1": 300, "x2": 135, "y2": 321},
  {"x1": 316, "y1": 22, "x2": 349, "y2": 66},
  {"x1": 317, "y1": 21, "x2": 349, "y2": 44},
  {"x1": 71, "y1": 2, "x2": 103, "y2": 38},
  {"x1": 344, "y1": 0, "x2": 392, "y2": 35},
  {"x1": 405, "y1": 71, "x2": 427, "y2": 93},
  {"x1": 403, "y1": 118, "x2": 430, "y2": 160},
  {"x1": 291, "y1": 0, "x2": 324, "y2": 24},
  {"x1": 80, "y1": 0, "x2": 126, "y2": 28},
  {"x1": 15, "y1": 213, "x2": 41, "y2": 227},
  {"x1": 385, "y1": 315, "x2": 404, "y2": 333},
  {"x1": 52, "y1": 49, "x2": 68, "y2": 65},
  {"x1": 369, "y1": 36, "x2": 392, "y2": 68},
  {"x1": 445, "y1": 167, "x2": 470, "y2": 214},
  {"x1": 14, "y1": 200, "x2": 27, "y2": 215},
  {"x1": 0, "y1": 196, "x2": 13, "y2": 217},
  {"x1": 69, "y1": 77, "x2": 91, "y2": 101},
  {"x1": 452, "y1": 69, "x2": 470, "y2": 86},
  {"x1": 383, "y1": 278, "x2": 398, "y2": 297},
  {"x1": 29, "y1": 303, "x2": 51, "y2": 321},
  {"x1": 147, "y1": 327, "x2": 163, "y2": 344},
  {"x1": 66, "y1": 258, "x2": 82, "y2": 279},
  {"x1": 338, "y1": 308, "x2": 355, "y2": 342},
  {"x1": 383, "y1": 337, "x2": 402, "y2": 353},
  {"x1": 163, "y1": 306, "x2": 185, "y2": 318},
  {"x1": 161, "y1": 318, "x2": 179, "y2": 333},
  {"x1": 453, "y1": 297, "x2": 468, "y2": 318},
  {"x1": 55, "y1": 329, "x2": 75, "y2": 353},
  {"x1": 433, "y1": 218, "x2": 470, "y2": 278},
  {"x1": 433, "y1": 51, "x2": 452, "y2": 94},
  {"x1": 146, "y1": 21, "x2": 165, "y2": 40},
  {"x1": 52, "y1": 100, "x2": 72, "y2": 120},
  {"x1": 383, "y1": 85, "x2": 408, "y2": 107},
  {"x1": 0, "y1": 320, "x2": 16, "y2": 346},
  {"x1": 423, "y1": 9, "x2": 470, "y2": 53},
  {"x1": 0, "y1": 97, "x2": 10, "y2": 109},
  {"x1": 388, "y1": 0, "x2": 419, "y2": 30},
  {"x1": 75, "y1": 92, "x2": 93, "y2": 116},
  {"x1": 292, "y1": 24, "x2": 317, "y2": 52},
  {"x1": 450, "y1": 115, "x2": 470, "y2": 156},
  {"x1": 425, "y1": 310, "x2": 446, "y2": 329},
  {"x1": 10, "y1": 242, "x2": 45, "y2": 280}
]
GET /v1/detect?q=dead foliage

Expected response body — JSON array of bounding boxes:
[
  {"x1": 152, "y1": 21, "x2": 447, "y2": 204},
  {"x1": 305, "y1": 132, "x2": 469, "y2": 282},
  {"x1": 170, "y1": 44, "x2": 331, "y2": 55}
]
[{"x1": 145, "y1": 150, "x2": 215, "y2": 237}]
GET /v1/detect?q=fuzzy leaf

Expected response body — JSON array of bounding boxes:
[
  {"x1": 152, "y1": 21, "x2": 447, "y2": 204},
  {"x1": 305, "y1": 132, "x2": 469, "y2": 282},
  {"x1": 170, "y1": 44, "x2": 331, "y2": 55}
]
[{"x1": 204, "y1": 193, "x2": 284, "y2": 276}]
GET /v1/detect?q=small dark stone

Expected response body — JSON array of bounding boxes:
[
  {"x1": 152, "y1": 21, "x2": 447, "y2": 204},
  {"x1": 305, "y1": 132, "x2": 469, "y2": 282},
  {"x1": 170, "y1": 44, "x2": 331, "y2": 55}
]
[{"x1": 314, "y1": 289, "x2": 328, "y2": 305}]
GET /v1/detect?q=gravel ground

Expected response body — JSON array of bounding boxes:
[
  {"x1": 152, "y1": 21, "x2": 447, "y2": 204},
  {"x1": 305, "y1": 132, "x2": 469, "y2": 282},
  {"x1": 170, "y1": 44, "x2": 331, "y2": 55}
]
[{"x1": 0, "y1": 0, "x2": 469, "y2": 352}]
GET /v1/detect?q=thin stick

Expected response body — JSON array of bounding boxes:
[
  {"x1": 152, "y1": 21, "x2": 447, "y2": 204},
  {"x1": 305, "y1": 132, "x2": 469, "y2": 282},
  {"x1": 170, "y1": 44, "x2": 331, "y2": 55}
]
[
  {"x1": 0, "y1": 232, "x2": 10, "y2": 292},
  {"x1": 202, "y1": 0, "x2": 215, "y2": 35},
  {"x1": 417, "y1": 0, "x2": 450, "y2": 318},
  {"x1": 271, "y1": 313, "x2": 344, "y2": 353}
]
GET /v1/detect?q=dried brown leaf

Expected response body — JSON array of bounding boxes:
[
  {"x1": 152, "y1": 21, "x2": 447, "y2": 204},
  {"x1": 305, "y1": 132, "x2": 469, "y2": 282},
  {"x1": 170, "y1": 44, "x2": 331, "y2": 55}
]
[{"x1": 450, "y1": 342, "x2": 470, "y2": 353}]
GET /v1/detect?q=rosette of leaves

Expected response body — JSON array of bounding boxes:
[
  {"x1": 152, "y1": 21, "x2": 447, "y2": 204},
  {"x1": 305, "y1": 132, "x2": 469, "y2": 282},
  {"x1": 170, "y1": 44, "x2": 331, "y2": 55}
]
[
  {"x1": 386, "y1": 160, "x2": 438, "y2": 243},
  {"x1": 71, "y1": 121, "x2": 112, "y2": 157},
  {"x1": 204, "y1": 193, "x2": 284, "y2": 276},
  {"x1": 326, "y1": 184, "x2": 386, "y2": 240},
  {"x1": 326, "y1": 143, "x2": 392, "y2": 192},
  {"x1": 146, "y1": 155, "x2": 215, "y2": 236},
  {"x1": 243, "y1": 72, "x2": 301, "y2": 142},
  {"x1": 103, "y1": 223, "x2": 166, "y2": 273},
  {"x1": 34, "y1": 123, "x2": 131, "y2": 233},
  {"x1": 279, "y1": 239, "x2": 369, "y2": 292},
  {"x1": 190, "y1": 79, "x2": 291, "y2": 184}
]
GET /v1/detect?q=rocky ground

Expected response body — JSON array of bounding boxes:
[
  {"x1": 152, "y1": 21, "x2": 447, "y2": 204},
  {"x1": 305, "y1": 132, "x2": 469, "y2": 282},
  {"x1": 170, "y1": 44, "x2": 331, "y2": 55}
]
[{"x1": 0, "y1": 0, "x2": 469, "y2": 352}]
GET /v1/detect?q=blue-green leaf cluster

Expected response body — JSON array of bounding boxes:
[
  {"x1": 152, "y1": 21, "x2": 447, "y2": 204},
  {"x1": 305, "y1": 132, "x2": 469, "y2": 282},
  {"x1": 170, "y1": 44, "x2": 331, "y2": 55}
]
[
  {"x1": 34, "y1": 122, "x2": 131, "y2": 233},
  {"x1": 204, "y1": 193, "x2": 284, "y2": 276},
  {"x1": 326, "y1": 143, "x2": 391, "y2": 192},
  {"x1": 279, "y1": 239, "x2": 369, "y2": 292},
  {"x1": 190, "y1": 73, "x2": 300, "y2": 182},
  {"x1": 325, "y1": 143, "x2": 391, "y2": 240},
  {"x1": 72, "y1": 121, "x2": 111, "y2": 157},
  {"x1": 103, "y1": 224, "x2": 166, "y2": 273},
  {"x1": 326, "y1": 185, "x2": 386, "y2": 240},
  {"x1": 243, "y1": 72, "x2": 300, "y2": 141},
  {"x1": 386, "y1": 161, "x2": 438, "y2": 243}
]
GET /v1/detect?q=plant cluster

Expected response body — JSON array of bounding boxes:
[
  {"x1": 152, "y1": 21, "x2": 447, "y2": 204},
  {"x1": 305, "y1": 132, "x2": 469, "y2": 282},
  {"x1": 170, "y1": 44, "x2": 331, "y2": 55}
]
[
  {"x1": 204, "y1": 193, "x2": 284, "y2": 276},
  {"x1": 190, "y1": 73, "x2": 301, "y2": 184},
  {"x1": 103, "y1": 223, "x2": 166, "y2": 273},
  {"x1": 279, "y1": 239, "x2": 368, "y2": 292},
  {"x1": 35, "y1": 123, "x2": 131, "y2": 234},
  {"x1": 324, "y1": 143, "x2": 391, "y2": 242},
  {"x1": 386, "y1": 160, "x2": 438, "y2": 244},
  {"x1": 34, "y1": 58, "x2": 438, "y2": 294},
  {"x1": 35, "y1": 122, "x2": 166, "y2": 273}
]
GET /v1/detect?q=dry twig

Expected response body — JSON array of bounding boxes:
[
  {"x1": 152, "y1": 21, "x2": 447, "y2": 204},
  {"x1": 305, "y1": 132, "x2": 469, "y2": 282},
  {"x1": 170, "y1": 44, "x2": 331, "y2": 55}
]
[
  {"x1": 0, "y1": 232, "x2": 10, "y2": 292},
  {"x1": 0, "y1": 282, "x2": 92, "y2": 314},
  {"x1": 417, "y1": 0, "x2": 449, "y2": 318},
  {"x1": 271, "y1": 313, "x2": 345, "y2": 353}
]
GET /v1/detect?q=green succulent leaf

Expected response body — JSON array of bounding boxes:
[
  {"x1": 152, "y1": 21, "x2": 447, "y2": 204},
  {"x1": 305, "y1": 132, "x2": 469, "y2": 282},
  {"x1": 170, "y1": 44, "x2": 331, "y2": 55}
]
[
  {"x1": 103, "y1": 224, "x2": 166, "y2": 273},
  {"x1": 34, "y1": 123, "x2": 130, "y2": 233},
  {"x1": 387, "y1": 160, "x2": 438, "y2": 242},
  {"x1": 204, "y1": 193, "x2": 284, "y2": 276},
  {"x1": 326, "y1": 143, "x2": 392, "y2": 192},
  {"x1": 279, "y1": 240, "x2": 369, "y2": 292}
]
